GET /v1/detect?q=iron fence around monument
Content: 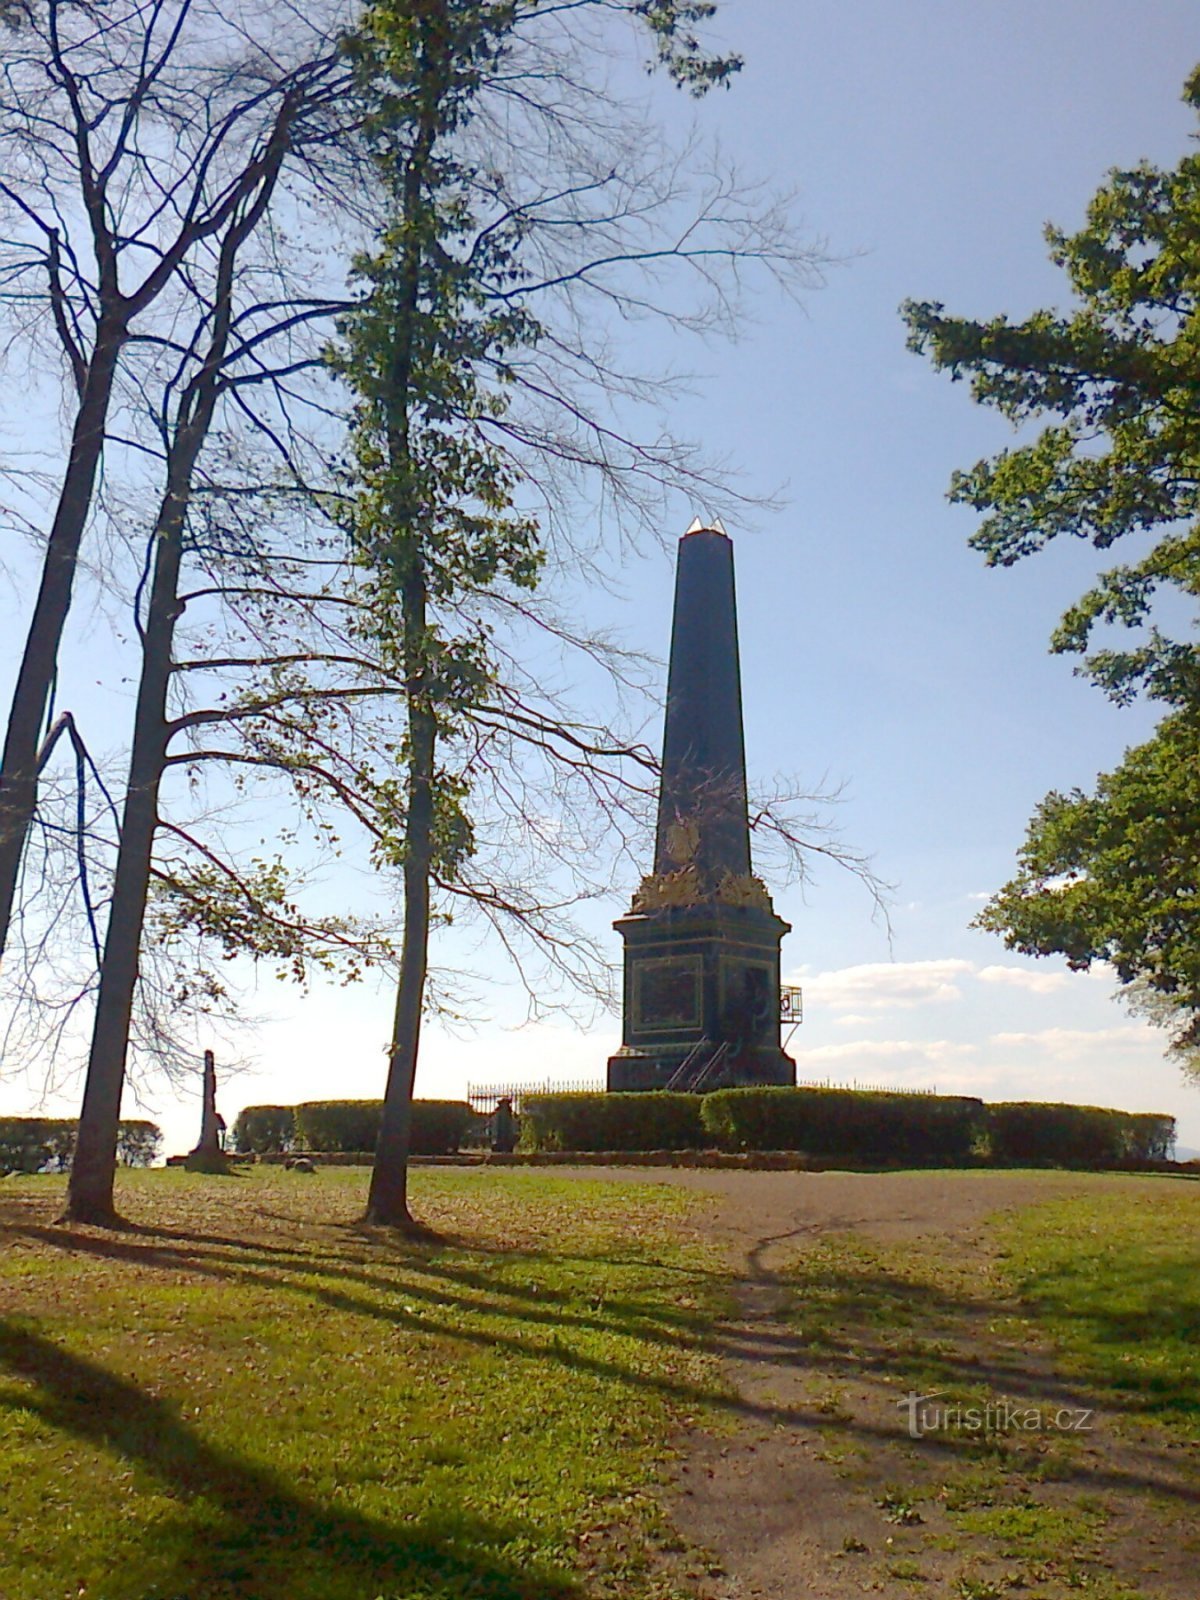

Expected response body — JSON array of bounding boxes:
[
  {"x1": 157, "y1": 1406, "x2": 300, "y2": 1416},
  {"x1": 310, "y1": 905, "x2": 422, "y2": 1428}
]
[
  {"x1": 467, "y1": 1079, "x2": 605, "y2": 1114},
  {"x1": 797, "y1": 1078, "x2": 939, "y2": 1096}
]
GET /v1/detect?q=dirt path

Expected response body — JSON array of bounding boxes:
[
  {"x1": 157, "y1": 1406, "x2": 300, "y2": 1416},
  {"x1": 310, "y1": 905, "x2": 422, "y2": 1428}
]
[{"x1": 554, "y1": 1167, "x2": 1198, "y2": 1600}]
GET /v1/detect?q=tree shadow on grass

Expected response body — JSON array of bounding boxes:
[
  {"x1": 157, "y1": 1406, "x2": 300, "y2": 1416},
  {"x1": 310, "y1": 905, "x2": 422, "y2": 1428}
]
[
  {"x1": 10, "y1": 1214, "x2": 716, "y2": 1346},
  {"x1": 4, "y1": 1198, "x2": 1198, "y2": 1529},
  {"x1": 11, "y1": 1212, "x2": 1192, "y2": 1438},
  {"x1": 0, "y1": 1318, "x2": 577, "y2": 1600},
  {"x1": 1008, "y1": 1252, "x2": 1200, "y2": 1412}
]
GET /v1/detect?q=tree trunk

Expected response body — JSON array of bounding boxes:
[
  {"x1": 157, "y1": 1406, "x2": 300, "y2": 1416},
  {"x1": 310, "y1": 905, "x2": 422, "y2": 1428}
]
[
  {"x1": 0, "y1": 326, "x2": 123, "y2": 959},
  {"x1": 359, "y1": 9, "x2": 451, "y2": 1228},
  {"x1": 366, "y1": 580, "x2": 436, "y2": 1229},
  {"x1": 65, "y1": 461, "x2": 192, "y2": 1225}
]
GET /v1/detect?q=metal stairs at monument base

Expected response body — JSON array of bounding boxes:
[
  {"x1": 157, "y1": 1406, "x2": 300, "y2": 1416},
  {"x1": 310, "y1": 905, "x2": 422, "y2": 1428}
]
[{"x1": 664, "y1": 1039, "x2": 731, "y2": 1093}]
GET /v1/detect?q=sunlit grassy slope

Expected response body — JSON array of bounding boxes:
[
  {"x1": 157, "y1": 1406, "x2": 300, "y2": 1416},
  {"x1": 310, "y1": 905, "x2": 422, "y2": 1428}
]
[{"x1": 0, "y1": 1167, "x2": 727, "y2": 1600}]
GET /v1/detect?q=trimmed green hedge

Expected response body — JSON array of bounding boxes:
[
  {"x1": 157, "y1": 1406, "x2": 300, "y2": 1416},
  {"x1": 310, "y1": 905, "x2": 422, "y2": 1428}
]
[
  {"x1": 233, "y1": 1100, "x2": 473, "y2": 1156},
  {"x1": 985, "y1": 1102, "x2": 1176, "y2": 1165},
  {"x1": 518, "y1": 1092, "x2": 705, "y2": 1153},
  {"x1": 291, "y1": 1099, "x2": 473, "y2": 1156},
  {"x1": 294, "y1": 1100, "x2": 379, "y2": 1153},
  {"x1": 700, "y1": 1086, "x2": 985, "y2": 1163},
  {"x1": 229, "y1": 1091, "x2": 1178, "y2": 1170},
  {"x1": 233, "y1": 1105, "x2": 296, "y2": 1154},
  {"x1": 0, "y1": 1117, "x2": 162, "y2": 1173}
]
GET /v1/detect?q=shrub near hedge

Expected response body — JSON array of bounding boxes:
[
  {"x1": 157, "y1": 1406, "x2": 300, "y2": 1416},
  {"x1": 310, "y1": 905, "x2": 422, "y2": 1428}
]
[
  {"x1": 0, "y1": 1118, "x2": 75, "y2": 1173},
  {"x1": 518, "y1": 1092, "x2": 705, "y2": 1154},
  {"x1": 986, "y1": 1102, "x2": 1176, "y2": 1166},
  {"x1": 233, "y1": 1105, "x2": 296, "y2": 1154},
  {"x1": 408, "y1": 1101, "x2": 474, "y2": 1155},
  {"x1": 700, "y1": 1086, "x2": 986, "y2": 1164},
  {"x1": 1127, "y1": 1112, "x2": 1177, "y2": 1161},
  {"x1": 292, "y1": 1099, "x2": 473, "y2": 1156},
  {"x1": 0, "y1": 1117, "x2": 163, "y2": 1173}
]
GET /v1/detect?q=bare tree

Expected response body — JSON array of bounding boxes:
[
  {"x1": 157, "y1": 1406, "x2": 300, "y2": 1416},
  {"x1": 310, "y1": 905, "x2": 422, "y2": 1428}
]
[
  {"x1": 65, "y1": 130, "x2": 326, "y2": 1216},
  {"x1": 8, "y1": 0, "x2": 857, "y2": 1228},
  {"x1": 0, "y1": 0, "x2": 354, "y2": 959}
]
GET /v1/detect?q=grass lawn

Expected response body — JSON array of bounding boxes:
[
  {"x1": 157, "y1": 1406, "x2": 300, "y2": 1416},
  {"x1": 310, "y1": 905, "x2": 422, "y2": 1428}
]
[
  {"x1": 777, "y1": 1178, "x2": 1200, "y2": 1598},
  {"x1": 3, "y1": 1165, "x2": 1197, "y2": 1600},
  {"x1": 0, "y1": 1167, "x2": 729, "y2": 1600}
]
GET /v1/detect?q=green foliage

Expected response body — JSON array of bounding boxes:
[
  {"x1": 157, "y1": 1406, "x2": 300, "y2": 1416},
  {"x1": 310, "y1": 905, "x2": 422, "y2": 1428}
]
[
  {"x1": 904, "y1": 67, "x2": 1200, "y2": 1049},
  {"x1": 630, "y1": 0, "x2": 742, "y2": 92},
  {"x1": 115, "y1": 1121, "x2": 163, "y2": 1168},
  {"x1": 333, "y1": 0, "x2": 753, "y2": 884},
  {"x1": 976, "y1": 712, "x2": 1200, "y2": 1049},
  {"x1": 518, "y1": 1091, "x2": 705, "y2": 1153},
  {"x1": 903, "y1": 68, "x2": 1200, "y2": 710},
  {"x1": 985, "y1": 1102, "x2": 1175, "y2": 1166},
  {"x1": 232, "y1": 1104, "x2": 297, "y2": 1154},
  {"x1": 409, "y1": 1098, "x2": 475, "y2": 1155},
  {"x1": 505, "y1": 1088, "x2": 1176, "y2": 1167},
  {"x1": 334, "y1": 1, "x2": 545, "y2": 678},
  {"x1": 0, "y1": 1118, "x2": 162, "y2": 1173},
  {"x1": 151, "y1": 860, "x2": 383, "y2": 985},
  {"x1": 294, "y1": 1099, "x2": 383, "y2": 1154},
  {"x1": 701, "y1": 1086, "x2": 986, "y2": 1163},
  {"x1": 293, "y1": 1098, "x2": 472, "y2": 1155},
  {"x1": 0, "y1": 1119, "x2": 72, "y2": 1175}
]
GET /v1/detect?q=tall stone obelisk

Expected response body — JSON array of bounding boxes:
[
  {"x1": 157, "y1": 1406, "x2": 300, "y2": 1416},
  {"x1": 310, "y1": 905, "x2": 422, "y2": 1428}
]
[{"x1": 607, "y1": 521, "x2": 795, "y2": 1092}]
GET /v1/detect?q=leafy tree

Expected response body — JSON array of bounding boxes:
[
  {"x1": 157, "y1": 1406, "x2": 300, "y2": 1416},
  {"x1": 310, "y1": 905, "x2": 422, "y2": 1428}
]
[
  {"x1": 67, "y1": 169, "x2": 398, "y2": 1219},
  {"x1": 115, "y1": 1120, "x2": 163, "y2": 1168},
  {"x1": 28, "y1": 4, "x2": 389, "y2": 1223},
  {"x1": 903, "y1": 66, "x2": 1200, "y2": 1052},
  {"x1": 337, "y1": 0, "x2": 805, "y2": 1228},
  {"x1": 976, "y1": 713, "x2": 1200, "y2": 1052}
]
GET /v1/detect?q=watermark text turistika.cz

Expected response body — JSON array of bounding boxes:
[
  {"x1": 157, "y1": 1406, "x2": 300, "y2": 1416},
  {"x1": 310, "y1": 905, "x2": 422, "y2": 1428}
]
[{"x1": 897, "y1": 1391, "x2": 1095, "y2": 1440}]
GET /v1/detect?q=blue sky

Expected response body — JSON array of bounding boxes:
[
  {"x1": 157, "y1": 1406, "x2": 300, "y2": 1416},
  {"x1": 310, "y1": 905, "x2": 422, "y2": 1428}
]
[{"x1": 3, "y1": 0, "x2": 1200, "y2": 1153}]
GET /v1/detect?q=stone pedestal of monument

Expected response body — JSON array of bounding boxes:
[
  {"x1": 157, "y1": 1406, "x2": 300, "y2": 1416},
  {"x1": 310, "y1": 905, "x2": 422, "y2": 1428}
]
[{"x1": 608, "y1": 901, "x2": 794, "y2": 1090}]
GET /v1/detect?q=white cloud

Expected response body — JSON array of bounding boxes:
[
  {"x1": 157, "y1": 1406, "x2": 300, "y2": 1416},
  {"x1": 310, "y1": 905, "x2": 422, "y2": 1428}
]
[
  {"x1": 798, "y1": 1038, "x2": 977, "y2": 1066},
  {"x1": 965, "y1": 891, "x2": 991, "y2": 903},
  {"x1": 1084, "y1": 962, "x2": 1121, "y2": 985},
  {"x1": 976, "y1": 1021, "x2": 1191, "y2": 1112},
  {"x1": 795, "y1": 956, "x2": 1087, "y2": 1017},
  {"x1": 989, "y1": 1024, "x2": 1157, "y2": 1058},
  {"x1": 977, "y1": 964, "x2": 1068, "y2": 996},
  {"x1": 793, "y1": 1037, "x2": 979, "y2": 1094},
  {"x1": 796, "y1": 958, "x2": 973, "y2": 1012}
]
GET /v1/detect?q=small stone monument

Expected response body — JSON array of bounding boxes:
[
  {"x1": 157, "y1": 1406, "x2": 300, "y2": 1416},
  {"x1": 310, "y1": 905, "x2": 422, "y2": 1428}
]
[
  {"x1": 607, "y1": 520, "x2": 796, "y2": 1092},
  {"x1": 185, "y1": 1049, "x2": 230, "y2": 1171}
]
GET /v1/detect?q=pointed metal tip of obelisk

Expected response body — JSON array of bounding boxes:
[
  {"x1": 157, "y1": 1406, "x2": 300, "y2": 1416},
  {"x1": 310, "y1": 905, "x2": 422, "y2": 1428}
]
[{"x1": 683, "y1": 514, "x2": 730, "y2": 538}]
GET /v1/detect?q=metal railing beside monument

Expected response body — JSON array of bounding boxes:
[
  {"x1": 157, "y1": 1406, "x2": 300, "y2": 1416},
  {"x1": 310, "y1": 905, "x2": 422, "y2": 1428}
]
[{"x1": 467, "y1": 1079, "x2": 605, "y2": 1114}]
